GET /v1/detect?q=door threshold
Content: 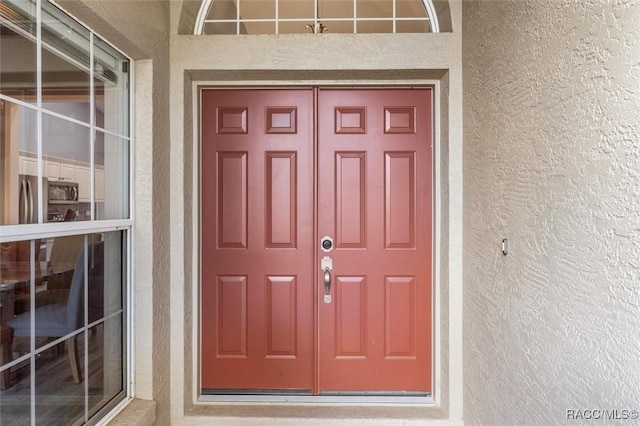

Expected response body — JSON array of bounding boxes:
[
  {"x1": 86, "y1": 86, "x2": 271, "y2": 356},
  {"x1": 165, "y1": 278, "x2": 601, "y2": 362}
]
[
  {"x1": 198, "y1": 393, "x2": 434, "y2": 405},
  {"x1": 203, "y1": 388, "x2": 313, "y2": 396}
]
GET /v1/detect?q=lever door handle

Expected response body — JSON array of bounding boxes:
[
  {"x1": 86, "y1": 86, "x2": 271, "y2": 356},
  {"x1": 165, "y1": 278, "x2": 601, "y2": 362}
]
[
  {"x1": 321, "y1": 255, "x2": 333, "y2": 303},
  {"x1": 323, "y1": 266, "x2": 332, "y2": 304}
]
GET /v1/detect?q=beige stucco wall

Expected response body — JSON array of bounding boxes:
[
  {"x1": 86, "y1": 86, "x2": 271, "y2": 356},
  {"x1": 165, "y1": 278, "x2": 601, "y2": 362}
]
[{"x1": 463, "y1": 1, "x2": 640, "y2": 424}]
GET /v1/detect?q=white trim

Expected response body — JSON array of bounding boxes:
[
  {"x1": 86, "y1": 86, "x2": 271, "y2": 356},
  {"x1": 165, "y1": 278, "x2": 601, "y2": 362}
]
[
  {"x1": 0, "y1": 219, "x2": 133, "y2": 243},
  {"x1": 83, "y1": 235, "x2": 90, "y2": 423},
  {"x1": 194, "y1": 0, "x2": 440, "y2": 34},
  {"x1": 90, "y1": 33, "x2": 96, "y2": 222},
  {"x1": 192, "y1": 80, "x2": 441, "y2": 406},
  {"x1": 30, "y1": 239, "x2": 36, "y2": 426},
  {"x1": 36, "y1": 0, "x2": 43, "y2": 225},
  {"x1": 432, "y1": 81, "x2": 441, "y2": 407},
  {"x1": 193, "y1": 0, "x2": 213, "y2": 35},
  {"x1": 204, "y1": 17, "x2": 431, "y2": 23},
  {"x1": 127, "y1": 60, "x2": 137, "y2": 400},
  {"x1": 192, "y1": 85, "x2": 202, "y2": 405},
  {"x1": 93, "y1": 397, "x2": 135, "y2": 426},
  {"x1": 393, "y1": 0, "x2": 397, "y2": 33},
  {"x1": 353, "y1": 0, "x2": 357, "y2": 33},
  {"x1": 422, "y1": 0, "x2": 440, "y2": 33}
]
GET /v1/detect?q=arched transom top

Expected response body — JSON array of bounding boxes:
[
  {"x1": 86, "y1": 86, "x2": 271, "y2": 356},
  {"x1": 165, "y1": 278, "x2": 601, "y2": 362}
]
[{"x1": 195, "y1": 0, "x2": 440, "y2": 34}]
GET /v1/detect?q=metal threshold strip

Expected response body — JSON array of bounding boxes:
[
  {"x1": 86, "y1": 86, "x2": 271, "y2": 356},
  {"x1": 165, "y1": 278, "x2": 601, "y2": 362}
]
[{"x1": 200, "y1": 389, "x2": 434, "y2": 404}]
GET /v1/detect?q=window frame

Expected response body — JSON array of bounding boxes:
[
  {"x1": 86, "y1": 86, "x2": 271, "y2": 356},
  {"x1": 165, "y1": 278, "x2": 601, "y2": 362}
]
[{"x1": 0, "y1": 0, "x2": 134, "y2": 423}]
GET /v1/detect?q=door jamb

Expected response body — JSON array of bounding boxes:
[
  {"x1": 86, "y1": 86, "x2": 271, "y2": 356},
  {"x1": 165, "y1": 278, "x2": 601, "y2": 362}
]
[{"x1": 192, "y1": 80, "x2": 441, "y2": 406}]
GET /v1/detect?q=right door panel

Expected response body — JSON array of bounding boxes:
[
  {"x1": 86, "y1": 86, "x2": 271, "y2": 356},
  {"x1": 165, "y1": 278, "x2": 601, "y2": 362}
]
[{"x1": 318, "y1": 89, "x2": 433, "y2": 393}]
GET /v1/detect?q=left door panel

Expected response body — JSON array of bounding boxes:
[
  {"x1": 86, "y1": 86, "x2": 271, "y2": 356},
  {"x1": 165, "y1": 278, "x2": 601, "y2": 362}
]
[{"x1": 201, "y1": 89, "x2": 314, "y2": 392}]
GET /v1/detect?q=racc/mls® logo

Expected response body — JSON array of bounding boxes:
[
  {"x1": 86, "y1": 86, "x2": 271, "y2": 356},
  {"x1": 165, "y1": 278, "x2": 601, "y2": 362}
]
[{"x1": 566, "y1": 409, "x2": 639, "y2": 421}]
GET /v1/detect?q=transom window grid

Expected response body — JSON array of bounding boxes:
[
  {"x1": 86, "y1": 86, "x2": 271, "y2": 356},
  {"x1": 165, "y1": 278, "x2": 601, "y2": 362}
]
[{"x1": 196, "y1": 0, "x2": 440, "y2": 34}]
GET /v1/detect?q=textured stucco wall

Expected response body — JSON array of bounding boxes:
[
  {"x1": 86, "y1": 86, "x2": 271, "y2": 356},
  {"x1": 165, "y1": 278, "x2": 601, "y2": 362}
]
[
  {"x1": 55, "y1": 1, "x2": 172, "y2": 423},
  {"x1": 463, "y1": 0, "x2": 640, "y2": 424}
]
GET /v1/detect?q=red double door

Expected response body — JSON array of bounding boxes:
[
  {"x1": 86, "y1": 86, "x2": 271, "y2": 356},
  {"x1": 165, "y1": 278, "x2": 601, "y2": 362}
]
[{"x1": 201, "y1": 88, "x2": 432, "y2": 395}]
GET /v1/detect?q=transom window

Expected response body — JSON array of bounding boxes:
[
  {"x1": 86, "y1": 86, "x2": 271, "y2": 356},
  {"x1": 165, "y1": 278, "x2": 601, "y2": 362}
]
[{"x1": 195, "y1": 0, "x2": 440, "y2": 34}]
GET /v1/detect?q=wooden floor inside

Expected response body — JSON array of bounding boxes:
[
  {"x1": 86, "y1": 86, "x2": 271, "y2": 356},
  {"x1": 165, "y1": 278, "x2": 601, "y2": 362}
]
[{"x1": 0, "y1": 325, "x2": 121, "y2": 425}]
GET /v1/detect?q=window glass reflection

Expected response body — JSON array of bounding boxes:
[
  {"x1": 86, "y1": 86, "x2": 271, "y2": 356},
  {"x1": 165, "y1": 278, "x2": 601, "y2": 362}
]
[
  {"x1": 41, "y1": 112, "x2": 91, "y2": 222},
  {"x1": 357, "y1": 20, "x2": 393, "y2": 33},
  {"x1": 1, "y1": 100, "x2": 39, "y2": 226},
  {"x1": 95, "y1": 131, "x2": 129, "y2": 220},
  {"x1": 1, "y1": 1, "x2": 129, "y2": 423},
  {"x1": 0, "y1": 0, "x2": 37, "y2": 102},
  {"x1": 279, "y1": 0, "x2": 315, "y2": 19},
  {"x1": 240, "y1": 0, "x2": 275, "y2": 20},
  {"x1": 0, "y1": 239, "x2": 36, "y2": 370},
  {"x1": 88, "y1": 314, "x2": 123, "y2": 415},
  {"x1": 356, "y1": 0, "x2": 392, "y2": 18},
  {"x1": 208, "y1": 0, "x2": 237, "y2": 20},
  {"x1": 35, "y1": 331, "x2": 85, "y2": 425},
  {"x1": 40, "y1": 0, "x2": 91, "y2": 115},
  {"x1": 318, "y1": 0, "x2": 353, "y2": 19},
  {"x1": 396, "y1": 20, "x2": 430, "y2": 33},
  {"x1": 0, "y1": 231, "x2": 126, "y2": 424},
  {"x1": 396, "y1": 0, "x2": 429, "y2": 18},
  {"x1": 0, "y1": 352, "x2": 31, "y2": 424},
  {"x1": 94, "y1": 36, "x2": 129, "y2": 138}
]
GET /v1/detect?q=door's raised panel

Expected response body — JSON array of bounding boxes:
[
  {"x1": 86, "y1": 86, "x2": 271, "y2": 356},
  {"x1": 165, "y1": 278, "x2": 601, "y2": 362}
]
[
  {"x1": 335, "y1": 152, "x2": 366, "y2": 248},
  {"x1": 266, "y1": 152, "x2": 297, "y2": 248},
  {"x1": 384, "y1": 151, "x2": 416, "y2": 249},
  {"x1": 216, "y1": 276, "x2": 248, "y2": 358},
  {"x1": 266, "y1": 107, "x2": 297, "y2": 134},
  {"x1": 384, "y1": 276, "x2": 416, "y2": 359},
  {"x1": 217, "y1": 107, "x2": 248, "y2": 134},
  {"x1": 335, "y1": 107, "x2": 366, "y2": 134},
  {"x1": 217, "y1": 152, "x2": 248, "y2": 248},
  {"x1": 384, "y1": 107, "x2": 416, "y2": 134},
  {"x1": 266, "y1": 276, "x2": 297, "y2": 358},
  {"x1": 335, "y1": 276, "x2": 367, "y2": 358}
]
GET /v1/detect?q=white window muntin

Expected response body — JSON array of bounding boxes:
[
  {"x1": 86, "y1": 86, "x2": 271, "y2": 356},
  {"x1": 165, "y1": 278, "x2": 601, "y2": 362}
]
[{"x1": 194, "y1": 0, "x2": 441, "y2": 34}]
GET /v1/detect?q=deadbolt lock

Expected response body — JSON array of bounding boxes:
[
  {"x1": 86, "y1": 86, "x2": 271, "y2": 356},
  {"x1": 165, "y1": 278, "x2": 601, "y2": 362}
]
[{"x1": 321, "y1": 236, "x2": 333, "y2": 252}]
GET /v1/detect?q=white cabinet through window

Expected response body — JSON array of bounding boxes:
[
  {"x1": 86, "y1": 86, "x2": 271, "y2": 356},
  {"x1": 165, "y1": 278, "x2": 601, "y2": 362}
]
[
  {"x1": 74, "y1": 165, "x2": 105, "y2": 202},
  {"x1": 75, "y1": 165, "x2": 91, "y2": 202},
  {"x1": 19, "y1": 156, "x2": 39, "y2": 176},
  {"x1": 95, "y1": 168, "x2": 105, "y2": 202},
  {"x1": 45, "y1": 160, "x2": 75, "y2": 181}
]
